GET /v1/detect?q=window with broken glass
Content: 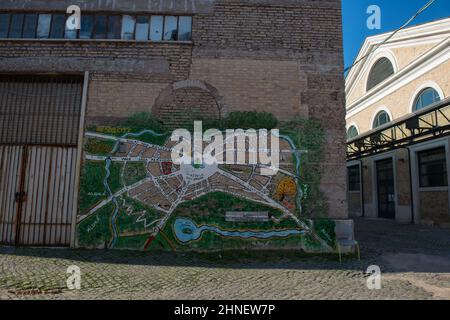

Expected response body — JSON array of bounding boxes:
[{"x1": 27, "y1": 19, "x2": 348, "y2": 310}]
[{"x1": 0, "y1": 12, "x2": 192, "y2": 42}]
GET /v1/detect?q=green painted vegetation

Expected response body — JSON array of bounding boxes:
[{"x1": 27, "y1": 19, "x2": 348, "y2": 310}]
[
  {"x1": 123, "y1": 112, "x2": 166, "y2": 133},
  {"x1": 87, "y1": 113, "x2": 169, "y2": 146},
  {"x1": 78, "y1": 111, "x2": 335, "y2": 253},
  {"x1": 77, "y1": 202, "x2": 114, "y2": 248},
  {"x1": 105, "y1": 110, "x2": 279, "y2": 135},
  {"x1": 84, "y1": 138, "x2": 115, "y2": 156},
  {"x1": 174, "y1": 191, "x2": 293, "y2": 229},
  {"x1": 116, "y1": 196, "x2": 164, "y2": 235},
  {"x1": 146, "y1": 233, "x2": 174, "y2": 251},
  {"x1": 132, "y1": 131, "x2": 170, "y2": 146},
  {"x1": 78, "y1": 161, "x2": 123, "y2": 214},
  {"x1": 313, "y1": 219, "x2": 336, "y2": 248},
  {"x1": 107, "y1": 162, "x2": 124, "y2": 194},
  {"x1": 202, "y1": 111, "x2": 278, "y2": 131},
  {"x1": 123, "y1": 162, "x2": 147, "y2": 186},
  {"x1": 78, "y1": 161, "x2": 107, "y2": 214},
  {"x1": 282, "y1": 118, "x2": 326, "y2": 218},
  {"x1": 115, "y1": 234, "x2": 151, "y2": 249},
  {"x1": 151, "y1": 192, "x2": 308, "y2": 251}
]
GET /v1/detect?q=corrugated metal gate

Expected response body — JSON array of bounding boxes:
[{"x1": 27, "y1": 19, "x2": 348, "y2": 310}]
[{"x1": 0, "y1": 74, "x2": 84, "y2": 246}]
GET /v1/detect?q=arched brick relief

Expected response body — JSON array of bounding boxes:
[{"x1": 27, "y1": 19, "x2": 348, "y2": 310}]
[{"x1": 152, "y1": 80, "x2": 227, "y2": 129}]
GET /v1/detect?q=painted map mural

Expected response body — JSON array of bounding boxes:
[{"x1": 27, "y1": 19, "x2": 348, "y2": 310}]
[{"x1": 76, "y1": 117, "x2": 336, "y2": 252}]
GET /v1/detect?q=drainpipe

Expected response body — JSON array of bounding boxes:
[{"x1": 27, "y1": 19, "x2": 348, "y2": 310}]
[
  {"x1": 400, "y1": 147, "x2": 415, "y2": 224},
  {"x1": 407, "y1": 147, "x2": 415, "y2": 224},
  {"x1": 359, "y1": 159, "x2": 365, "y2": 218}
]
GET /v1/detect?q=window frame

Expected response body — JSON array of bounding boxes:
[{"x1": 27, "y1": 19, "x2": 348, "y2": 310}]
[
  {"x1": 22, "y1": 13, "x2": 38, "y2": 39},
  {"x1": 49, "y1": 13, "x2": 66, "y2": 39},
  {"x1": 418, "y1": 147, "x2": 448, "y2": 189},
  {"x1": 177, "y1": 16, "x2": 192, "y2": 41},
  {"x1": 0, "y1": 13, "x2": 11, "y2": 38},
  {"x1": 64, "y1": 14, "x2": 79, "y2": 39},
  {"x1": 347, "y1": 165, "x2": 361, "y2": 192},
  {"x1": 79, "y1": 14, "x2": 94, "y2": 39},
  {"x1": 372, "y1": 110, "x2": 391, "y2": 129},
  {"x1": 366, "y1": 57, "x2": 395, "y2": 92},
  {"x1": 346, "y1": 125, "x2": 359, "y2": 140},
  {"x1": 413, "y1": 87, "x2": 442, "y2": 111},
  {"x1": 8, "y1": 13, "x2": 25, "y2": 39},
  {"x1": 149, "y1": 15, "x2": 164, "y2": 41},
  {"x1": 120, "y1": 14, "x2": 136, "y2": 40},
  {"x1": 36, "y1": 13, "x2": 52, "y2": 39},
  {"x1": 163, "y1": 15, "x2": 178, "y2": 41},
  {"x1": 135, "y1": 15, "x2": 150, "y2": 41},
  {"x1": 0, "y1": 11, "x2": 193, "y2": 42}
]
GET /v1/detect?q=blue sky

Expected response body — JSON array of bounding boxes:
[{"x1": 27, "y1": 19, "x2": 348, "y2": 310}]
[{"x1": 342, "y1": 0, "x2": 450, "y2": 69}]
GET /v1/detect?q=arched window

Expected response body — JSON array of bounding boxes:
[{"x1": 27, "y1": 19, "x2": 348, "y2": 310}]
[
  {"x1": 372, "y1": 111, "x2": 391, "y2": 129},
  {"x1": 367, "y1": 57, "x2": 395, "y2": 91},
  {"x1": 413, "y1": 87, "x2": 441, "y2": 111},
  {"x1": 347, "y1": 126, "x2": 359, "y2": 140}
]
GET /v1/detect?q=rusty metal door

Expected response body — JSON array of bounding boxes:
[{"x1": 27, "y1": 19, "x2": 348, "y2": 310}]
[
  {"x1": 17, "y1": 146, "x2": 78, "y2": 245},
  {"x1": 0, "y1": 145, "x2": 23, "y2": 244},
  {"x1": 0, "y1": 74, "x2": 84, "y2": 246}
]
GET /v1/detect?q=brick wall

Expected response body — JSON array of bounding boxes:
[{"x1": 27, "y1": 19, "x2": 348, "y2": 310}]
[
  {"x1": 0, "y1": 41, "x2": 193, "y2": 124},
  {"x1": 194, "y1": 0, "x2": 342, "y2": 51},
  {"x1": 155, "y1": 87, "x2": 221, "y2": 129},
  {"x1": 189, "y1": 58, "x2": 308, "y2": 120},
  {"x1": 191, "y1": 0, "x2": 347, "y2": 218},
  {"x1": 0, "y1": 0, "x2": 348, "y2": 219},
  {"x1": 420, "y1": 191, "x2": 450, "y2": 224}
]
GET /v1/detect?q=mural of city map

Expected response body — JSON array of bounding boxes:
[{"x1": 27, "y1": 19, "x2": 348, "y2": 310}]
[{"x1": 76, "y1": 117, "x2": 336, "y2": 252}]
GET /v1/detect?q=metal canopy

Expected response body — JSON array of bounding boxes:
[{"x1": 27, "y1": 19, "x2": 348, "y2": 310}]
[{"x1": 347, "y1": 98, "x2": 450, "y2": 161}]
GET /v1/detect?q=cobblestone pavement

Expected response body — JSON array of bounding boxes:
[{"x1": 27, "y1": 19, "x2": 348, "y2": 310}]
[{"x1": 0, "y1": 218, "x2": 449, "y2": 300}]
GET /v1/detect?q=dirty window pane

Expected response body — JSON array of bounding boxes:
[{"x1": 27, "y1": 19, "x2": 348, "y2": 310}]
[
  {"x1": 178, "y1": 16, "x2": 192, "y2": 41},
  {"x1": 135, "y1": 16, "x2": 149, "y2": 40},
  {"x1": 163, "y1": 16, "x2": 177, "y2": 41},
  {"x1": 347, "y1": 165, "x2": 361, "y2": 192},
  {"x1": 9, "y1": 14, "x2": 24, "y2": 38},
  {"x1": 94, "y1": 15, "x2": 107, "y2": 39},
  {"x1": 149, "y1": 15, "x2": 163, "y2": 41},
  {"x1": 79, "y1": 15, "x2": 94, "y2": 39},
  {"x1": 65, "y1": 14, "x2": 78, "y2": 39},
  {"x1": 121, "y1": 15, "x2": 135, "y2": 40},
  {"x1": 419, "y1": 147, "x2": 448, "y2": 188},
  {"x1": 0, "y1": 14, "x2": 10, "y2": 38},
  {"x1": 36, "y1": 14, "x2": 51, "y2": 38},
  {"x1": 107, "y1": 15, "x2": 121, "y2": 39},
  {"x1": 22, "y1": 14, "x2": 37, "y2": 38},
  {"x1": 50, "y1": 14, "x2": 65, "y2": 38}
]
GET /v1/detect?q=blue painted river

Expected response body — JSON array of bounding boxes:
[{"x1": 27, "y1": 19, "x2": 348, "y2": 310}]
[{"x1": 174, "y1": 218, "x2": 305, "y2": 243}]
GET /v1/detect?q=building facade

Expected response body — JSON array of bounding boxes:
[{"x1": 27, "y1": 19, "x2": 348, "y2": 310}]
[
  {"x1": 0, "y1": 0, "x2": 348, "y2": 251},
  {"x1": 346, "y1": 18, "x2": 450, "y2": 226}
]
